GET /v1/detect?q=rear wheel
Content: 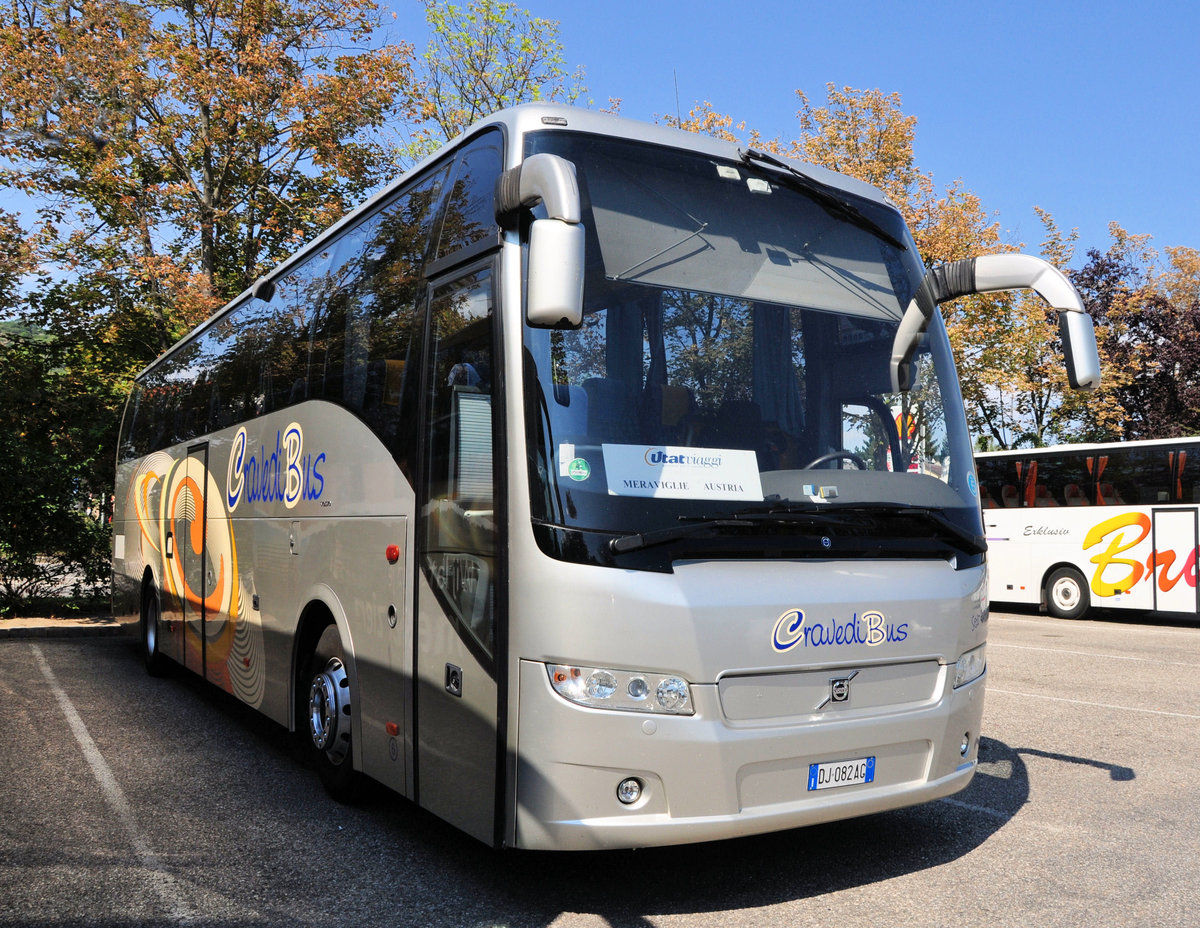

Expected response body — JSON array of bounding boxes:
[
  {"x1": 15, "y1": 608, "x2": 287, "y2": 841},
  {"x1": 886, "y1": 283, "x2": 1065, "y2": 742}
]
[
  {"x1": 303, "y1": 624, "x2": 359, "y2": 800},
  {"x1": 141, "y1": 590, "x2": 169, "y2": 676},
  {"x1": 1046, "y1": 566, "x2": 1090, "y2": 620}
]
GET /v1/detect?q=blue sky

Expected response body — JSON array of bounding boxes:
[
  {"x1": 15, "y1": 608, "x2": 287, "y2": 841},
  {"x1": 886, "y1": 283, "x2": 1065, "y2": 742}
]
[
  {"x1": 4, "y1": 1, "x2": 1194, "y2": 272},
  {"x1": 390, "y1": 0, "x2": 1199, "y2": 266}
]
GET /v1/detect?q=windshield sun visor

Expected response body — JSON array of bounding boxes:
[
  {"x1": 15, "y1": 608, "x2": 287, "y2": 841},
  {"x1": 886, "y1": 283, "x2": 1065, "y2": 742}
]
[{"x1": 585, "y1": 155, "x2": 910, "y2": 321}]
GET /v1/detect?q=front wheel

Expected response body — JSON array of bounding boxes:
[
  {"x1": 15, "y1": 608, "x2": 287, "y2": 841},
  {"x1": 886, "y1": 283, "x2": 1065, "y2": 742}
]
[
  {"x1": 303, "y1": 624, "x2": 359, "y2": 800},
  {"x1": 1045, "y1": 566, "x2": 1090, "y2": 620}
]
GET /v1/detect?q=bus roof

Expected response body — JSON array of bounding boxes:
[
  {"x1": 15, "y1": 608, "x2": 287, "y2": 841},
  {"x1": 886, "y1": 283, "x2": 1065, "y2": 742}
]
[{"x1": 136, "y1": 103, "x2": 898, "y2": 381}]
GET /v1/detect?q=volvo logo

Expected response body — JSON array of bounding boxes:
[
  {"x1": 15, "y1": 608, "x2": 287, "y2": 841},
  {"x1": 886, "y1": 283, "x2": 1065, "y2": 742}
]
[{"x1": 815, "y1": 669, "x2": 858, "y2": 711}]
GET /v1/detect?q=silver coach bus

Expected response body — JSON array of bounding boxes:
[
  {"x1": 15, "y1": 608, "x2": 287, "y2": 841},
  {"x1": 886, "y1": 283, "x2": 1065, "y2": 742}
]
[{"x1": 112, "y1": 104, "x2": 1101, "y2": 849}]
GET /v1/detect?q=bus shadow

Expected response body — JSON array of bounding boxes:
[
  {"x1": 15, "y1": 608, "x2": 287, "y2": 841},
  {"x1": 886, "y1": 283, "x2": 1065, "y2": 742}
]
[
  {"x1": 108, "y1": 640, "x2": 1133, "y2": 926},
  {"x1": 354, "y1": 736, "x2": 1045, "y2": 927},
  {"x1": 1017, "y1": 746, "x2": 1135, "y2": 781}
]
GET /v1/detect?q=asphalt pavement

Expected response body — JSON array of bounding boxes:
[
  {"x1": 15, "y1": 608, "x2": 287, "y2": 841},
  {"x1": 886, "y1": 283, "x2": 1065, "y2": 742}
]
[{"x1": 1, "y1": 607, "x2": 1197, "y2": 927}]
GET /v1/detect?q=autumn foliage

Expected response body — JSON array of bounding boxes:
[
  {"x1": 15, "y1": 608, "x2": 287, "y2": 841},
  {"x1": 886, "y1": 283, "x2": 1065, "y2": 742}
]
[
  {"x1": 667, "y1": 84, "x2": 1199, "y2": 450},
  {"x1": 0, "y1": 5, "x2": 1196, "y2": 607}
]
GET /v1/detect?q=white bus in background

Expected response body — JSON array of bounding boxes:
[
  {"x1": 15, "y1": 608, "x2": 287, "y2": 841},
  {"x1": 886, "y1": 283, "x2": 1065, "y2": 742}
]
[
  {"x1": 977, "y1": 437, "x2": 1200, "y2": 619},
  {"x1": 112, "y1": 103, "x2": 1100, "y2": 850}
]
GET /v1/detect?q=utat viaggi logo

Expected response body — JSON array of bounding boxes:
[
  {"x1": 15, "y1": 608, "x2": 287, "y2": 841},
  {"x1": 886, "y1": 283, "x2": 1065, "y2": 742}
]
[
  {"x1": 622, "y1": 448, "x2": 740, "y2": 495},
  {"x1": 643, "y1": 449, "x2": 724, "y2": 468}
]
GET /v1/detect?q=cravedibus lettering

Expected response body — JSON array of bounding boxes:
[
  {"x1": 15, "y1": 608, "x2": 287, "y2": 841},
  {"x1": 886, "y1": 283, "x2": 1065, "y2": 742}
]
[{"x1": 226, "y1": 423, "x2": 326, "y2": 511}]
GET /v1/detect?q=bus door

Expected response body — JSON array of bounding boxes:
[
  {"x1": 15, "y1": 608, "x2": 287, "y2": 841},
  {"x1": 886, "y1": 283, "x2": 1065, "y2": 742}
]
[
  {"x1": 162, "y1": 442, "x2": 210, "y2": 676},
  {"x1": 415, "y1": 264, "x2": 503, "y2": 844},
  {"x1": 1152, "y1": 508, "x2": 1199, "y2": 613}
]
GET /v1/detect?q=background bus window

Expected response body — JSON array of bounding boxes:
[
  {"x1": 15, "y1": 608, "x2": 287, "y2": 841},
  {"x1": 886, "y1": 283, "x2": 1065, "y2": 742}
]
[
  {"x1": 975, "y1": 455, "x2": 1024, "y2": 509},
  {"x1": 1170, "y1": 446, "x2": 1200, "y2": 502},
  {"x1": 1025, "y1": 453, "x2": 1094, "y2": 507}
]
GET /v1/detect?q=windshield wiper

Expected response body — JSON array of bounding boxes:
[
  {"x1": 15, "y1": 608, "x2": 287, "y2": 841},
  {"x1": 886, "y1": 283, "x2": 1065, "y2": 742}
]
[
  {"x1": 609, "y1": 503, "x2": 985, "y2": 559},
  {"x1": 609, "y1": 519, "x2": 744, "y2": 555},
  {"x1": 737, "y1": 148, "x2": 909, "y2": 253},
  {"x1": 608, "y1": 507, "x2": 846, "y2": 555},
  {"x1": 823, "y1": 502, "x2": 987, "y2": 557}
]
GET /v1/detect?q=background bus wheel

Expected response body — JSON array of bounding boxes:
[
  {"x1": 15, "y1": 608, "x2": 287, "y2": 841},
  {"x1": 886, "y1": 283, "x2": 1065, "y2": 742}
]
[
  {"x1": 305, "y1": 624, "x2": 359, "y2": 800},
  {"x1": 142, "y1": 592, "x2": 168, "y2": 676},
  {"x1": 1046, "y1": 567, "x2": 1090, "y2": 620}
]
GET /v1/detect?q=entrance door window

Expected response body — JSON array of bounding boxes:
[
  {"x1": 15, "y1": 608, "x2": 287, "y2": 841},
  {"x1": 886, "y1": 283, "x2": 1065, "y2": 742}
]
[{"x1": 421, "y1": 267, "x2": 498, "y2": 663}]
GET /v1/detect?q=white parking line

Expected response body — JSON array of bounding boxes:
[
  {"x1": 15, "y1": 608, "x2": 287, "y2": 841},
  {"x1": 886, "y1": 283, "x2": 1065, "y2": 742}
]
[
  {"x1": 989, "y1": 642, "x2": 1200, "y2": 669},
  {"x1": 938, "y1": 796, "x2": 1010, "y2": 821},
  {"x1": 988, "y1": 686, "x2": 1200, "y2": 720},
  {"x1": 32, "y1": 644, "x2": 196, "y2": 923}
]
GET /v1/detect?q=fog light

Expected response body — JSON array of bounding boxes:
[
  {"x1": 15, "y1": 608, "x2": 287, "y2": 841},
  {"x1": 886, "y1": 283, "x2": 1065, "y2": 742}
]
[
  {"x1": 616, "y1": 777, "x2": 643, "y2": 805},
  {"x1": 960, "y1": 732, "x2": 971, "y2": 757}
]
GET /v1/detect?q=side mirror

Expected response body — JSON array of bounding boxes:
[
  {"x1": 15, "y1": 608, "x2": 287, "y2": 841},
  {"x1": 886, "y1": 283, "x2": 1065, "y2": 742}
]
[
  {"x1": 1059, "y1": 306, "x2": 1101, "y2": 391},
  {"x1": 890, "y1": 254, "x2": 1101, "y2": 392},
  {"x1": 495, "y1": 153, "x2": 585, "y2": 328},
  {"x1": 527, "y1": 219, "x2": 585, "y2": 327}
]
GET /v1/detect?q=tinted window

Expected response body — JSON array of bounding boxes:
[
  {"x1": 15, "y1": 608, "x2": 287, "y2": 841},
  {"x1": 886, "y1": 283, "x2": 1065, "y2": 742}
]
[
  {"x1": 421, "y1": 268, "x2": 497, "y2": 661},
  {"x1": 120, "y1": 129, "x2": 505, "y2": 466},
  {"x1": 1025, "y1": 453, "x2": 1094, "y2": 507},
  {"x1": 121, "y1": 168, "x2": 450, "y2": 464},
  {"x1": 435, "y1": 132, "x2": 503, "y2": 260},
  {"x1": 975, "y1": 443, "x2": 1200, "y2": 508}
]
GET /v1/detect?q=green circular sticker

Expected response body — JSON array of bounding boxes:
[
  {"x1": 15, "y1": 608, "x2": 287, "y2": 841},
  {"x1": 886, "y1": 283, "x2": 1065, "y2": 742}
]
[{"x1": 567, "y1": 458, "x2": 591, "y2": 481}]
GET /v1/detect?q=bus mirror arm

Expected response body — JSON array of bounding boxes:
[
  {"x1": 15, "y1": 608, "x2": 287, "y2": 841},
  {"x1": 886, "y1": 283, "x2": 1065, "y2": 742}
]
[
  {"x1": 889, "y1": 254, "x2": 1101, "y2": 392},
  {"x1": 496, "y1": 153, "x2": 585, "y2": 329}
]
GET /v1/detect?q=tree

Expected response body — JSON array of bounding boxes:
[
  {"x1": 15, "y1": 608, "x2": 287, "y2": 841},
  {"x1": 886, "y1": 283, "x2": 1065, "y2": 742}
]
[
  {"x1": 1074, "y1": 228, "x2": 1200, "y2": 439},
  {"x1": 0, "y1": 210, "x2": 31, "y2": 313},
  {"x1": 1, "y1": 0, "x2": 418, "y2": 336},
  {"x1": 666, "y1": 84, "x2": 1123, "y2": 449},
  {"x1": 0, "y1": 328, "x2": 112, "y2": 613},
  {"x1": 0, "y1": 0, "x2": 420, "y2": 609},
  {"x1": 408, "y1": 0, "x2": 585, "y2": 157}
]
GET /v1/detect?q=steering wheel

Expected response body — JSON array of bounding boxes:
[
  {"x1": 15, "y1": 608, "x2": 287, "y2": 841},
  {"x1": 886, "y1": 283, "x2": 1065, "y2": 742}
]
[{"x1": 802, "y1": 451, "x2": 868, "y2": 470}]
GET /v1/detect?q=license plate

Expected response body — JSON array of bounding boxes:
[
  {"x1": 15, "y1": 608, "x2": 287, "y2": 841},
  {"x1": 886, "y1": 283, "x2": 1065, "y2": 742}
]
[{"x1": 808, "y1": 756, "x2": 876, "y2": 791}]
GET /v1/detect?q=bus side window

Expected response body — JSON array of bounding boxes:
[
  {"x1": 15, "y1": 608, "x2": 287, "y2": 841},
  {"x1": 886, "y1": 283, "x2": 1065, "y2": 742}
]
[
  {"x1": 354, "y1": 170, "x2": 447, "y2": 462},
  {"x1": 434, "y1": 131, "x2": 503, "y2": 261},
  {"x1": 1170, "y1": 448, "x2": 1199, "y2": 503}
]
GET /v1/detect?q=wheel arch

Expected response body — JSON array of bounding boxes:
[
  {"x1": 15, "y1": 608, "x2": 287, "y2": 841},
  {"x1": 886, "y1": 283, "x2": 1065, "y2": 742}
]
[
  {"x1": 289, "y1": 586, "x2": 357, "y2": 737},
  {"x1": 140, "y1": 565, "x2": 156, "y2": 599}
]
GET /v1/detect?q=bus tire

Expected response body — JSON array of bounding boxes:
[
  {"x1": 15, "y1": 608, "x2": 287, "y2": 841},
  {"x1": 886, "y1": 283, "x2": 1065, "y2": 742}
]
[
  {"x1": 141, "y1": 588, "x2": 169, "y2": 677},
  {"x1": 303, "y1": 623, "x2": 360, "y2": 801},
  {"x1": 1045, "y1": 567, "x2": 1090, "y2": 620}
]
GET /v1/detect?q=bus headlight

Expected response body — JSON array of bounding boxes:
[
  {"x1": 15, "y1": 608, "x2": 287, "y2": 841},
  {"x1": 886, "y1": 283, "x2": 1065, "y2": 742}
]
[
  {"x1": 953, "y1": 644, "x2": 987, "y2": 689},
  {"x1": 548, "y1": 664, "x2": 695, "y2": 715}
]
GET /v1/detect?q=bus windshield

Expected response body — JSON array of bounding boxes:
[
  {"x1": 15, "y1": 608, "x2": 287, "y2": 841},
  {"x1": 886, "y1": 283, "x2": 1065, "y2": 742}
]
[{"x1": 523, "y1": 132, "x2": 981, "y2": 566}]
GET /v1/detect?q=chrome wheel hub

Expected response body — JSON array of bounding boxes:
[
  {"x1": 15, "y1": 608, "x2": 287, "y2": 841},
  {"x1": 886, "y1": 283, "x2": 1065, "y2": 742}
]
[{"x1": 308, "y1": 656, "x2": 351, "y2": 764}]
